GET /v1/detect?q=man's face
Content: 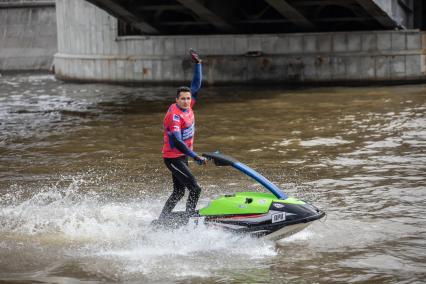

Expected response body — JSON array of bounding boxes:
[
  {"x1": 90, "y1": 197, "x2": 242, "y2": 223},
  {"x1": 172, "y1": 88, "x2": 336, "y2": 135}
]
[{"x1": 176, "y1": 91, "x2": 192, "y2": 109}]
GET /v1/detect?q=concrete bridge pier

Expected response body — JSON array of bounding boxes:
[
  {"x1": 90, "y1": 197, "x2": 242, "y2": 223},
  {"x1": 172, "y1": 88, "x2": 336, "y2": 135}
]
[
  {"x1": 0, "y1": 0, "x2": 56, "y2": 71},
  {"x1": 53, "y1": 0, "x2": 426, "y2": 85}
]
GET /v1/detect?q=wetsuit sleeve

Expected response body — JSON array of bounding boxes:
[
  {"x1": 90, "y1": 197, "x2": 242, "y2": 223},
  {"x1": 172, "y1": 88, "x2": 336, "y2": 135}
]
[
  {"x1": 190, "y1": 63, "x2": 202, "y2": 105},
  {"x1": 171, "y1": 131, "x2": 197, "y2": 158}
]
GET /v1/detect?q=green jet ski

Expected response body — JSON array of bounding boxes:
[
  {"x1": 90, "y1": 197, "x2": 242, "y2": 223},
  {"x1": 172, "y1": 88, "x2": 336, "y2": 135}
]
[{"x1": 153, "y1": 152, "x2": 325, "y2": 240}]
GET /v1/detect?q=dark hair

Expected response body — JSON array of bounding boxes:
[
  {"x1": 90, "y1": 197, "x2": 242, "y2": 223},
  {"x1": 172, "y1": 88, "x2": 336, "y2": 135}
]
[{"x1": 176, "y1": 86, "x2": 191, "y2": 98}]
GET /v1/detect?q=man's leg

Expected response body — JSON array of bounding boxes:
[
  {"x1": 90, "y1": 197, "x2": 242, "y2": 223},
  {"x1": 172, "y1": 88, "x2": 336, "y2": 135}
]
[
  {"x1": 159, "y1": 173, "x2": 185, "y2": 218},
  {"x1": 176, "y1": 157, "x2": 201, "y2": 213},
  {"x1": 166, "y1": 157, "x2": 202, "y2": 213},
  {"x1": 160, "y1": 158, "x2": 186, "y2": 218},
  {"x1": 186, "y1": 184, "x2": 201, "y2": 212}
]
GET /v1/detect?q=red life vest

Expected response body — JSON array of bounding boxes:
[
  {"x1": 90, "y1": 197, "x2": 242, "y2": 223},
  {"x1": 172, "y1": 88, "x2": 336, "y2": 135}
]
[{"x1": 162, "y1": 102, "x2": 195, "y2": 158}]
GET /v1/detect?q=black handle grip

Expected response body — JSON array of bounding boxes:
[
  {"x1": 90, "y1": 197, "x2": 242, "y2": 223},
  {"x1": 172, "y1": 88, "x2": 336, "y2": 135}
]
[{"x1": 202, "y1": 152, "x2": 238, "y2": 166}]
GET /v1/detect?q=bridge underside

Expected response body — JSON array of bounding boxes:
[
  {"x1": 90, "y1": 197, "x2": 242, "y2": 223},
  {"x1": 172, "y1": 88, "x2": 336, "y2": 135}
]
[{"x1": 86, "y1": 0, "x2": 422, "y2": 36}]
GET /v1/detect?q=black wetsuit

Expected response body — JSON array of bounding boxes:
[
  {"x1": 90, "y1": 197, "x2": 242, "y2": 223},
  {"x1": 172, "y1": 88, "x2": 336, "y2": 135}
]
[{"x1": 160, "y1": 156, "x2": 202, "y2": 218}]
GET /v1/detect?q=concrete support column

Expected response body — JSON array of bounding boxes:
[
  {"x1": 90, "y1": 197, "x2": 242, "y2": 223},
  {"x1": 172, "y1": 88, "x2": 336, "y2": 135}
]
[{"x1": 0, "y1": 0, "x2": 57, "y2": 71}]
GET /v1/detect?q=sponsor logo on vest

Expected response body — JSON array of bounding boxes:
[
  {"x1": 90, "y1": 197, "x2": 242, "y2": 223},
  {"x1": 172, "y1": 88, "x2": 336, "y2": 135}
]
[{"x1": 182, "y1": 124, "x2": 194, "y2": 140}]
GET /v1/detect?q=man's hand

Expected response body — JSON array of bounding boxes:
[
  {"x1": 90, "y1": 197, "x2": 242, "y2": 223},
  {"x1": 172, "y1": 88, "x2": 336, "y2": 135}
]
[
  {"x1": 194, "y1": 155, "x2": 207, "y2": 165},
  {"x1": 189, "y1": 48, "x2": 202, "y2": 64}
]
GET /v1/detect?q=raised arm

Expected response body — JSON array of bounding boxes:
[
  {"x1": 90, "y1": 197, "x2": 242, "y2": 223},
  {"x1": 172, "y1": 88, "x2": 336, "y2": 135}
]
[
  {"x1": 189, "y1": 49, "x2": 202, "y2": 103},
  {"x1": 190, "y1": 63, "x2": 202, "y2": 101}
]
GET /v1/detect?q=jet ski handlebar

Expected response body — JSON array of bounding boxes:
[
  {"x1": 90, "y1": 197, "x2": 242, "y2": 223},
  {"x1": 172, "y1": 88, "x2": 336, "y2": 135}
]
[{"x1": 202, "y1": 152, "x2": 288, "y2": 200}]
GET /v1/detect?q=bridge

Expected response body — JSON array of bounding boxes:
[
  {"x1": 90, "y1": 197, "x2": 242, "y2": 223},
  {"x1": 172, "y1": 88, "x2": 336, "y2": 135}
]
[
  {"x1": 86, "y1": 0, "x2": 423, "y2": 35},
  {"x1": 1, "y1": 0, "x2": 425, "y2": 84}
]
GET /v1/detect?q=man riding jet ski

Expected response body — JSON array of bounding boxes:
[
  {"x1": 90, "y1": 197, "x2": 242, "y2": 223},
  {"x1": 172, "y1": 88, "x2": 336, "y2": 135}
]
[{"x1": 152, "y1": 152, "x2": 325, "y2": 240}]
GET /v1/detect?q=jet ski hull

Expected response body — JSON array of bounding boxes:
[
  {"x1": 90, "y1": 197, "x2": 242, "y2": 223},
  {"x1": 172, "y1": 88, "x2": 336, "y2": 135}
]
[
  {"x1": 203, "y1": 209, "x2": 325, "y2": 240},
  {"x1": 152, "y1": 206, "x2": 325, "y2": 241}
]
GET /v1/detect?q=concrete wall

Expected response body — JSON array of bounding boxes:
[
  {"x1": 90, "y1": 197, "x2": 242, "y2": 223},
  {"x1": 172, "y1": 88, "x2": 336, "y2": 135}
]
[
  {"x1": 0, "y1": 0, "x2": 57, "y2": 71},
  {"x1": 54, "y1": 0, "x2": 426, "y2": 84}
]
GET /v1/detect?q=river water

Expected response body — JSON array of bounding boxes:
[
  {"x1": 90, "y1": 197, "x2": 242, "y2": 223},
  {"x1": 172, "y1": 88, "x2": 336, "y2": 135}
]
[{"x1": 0, "y1": 73, "x2": 425, "y2": 283}]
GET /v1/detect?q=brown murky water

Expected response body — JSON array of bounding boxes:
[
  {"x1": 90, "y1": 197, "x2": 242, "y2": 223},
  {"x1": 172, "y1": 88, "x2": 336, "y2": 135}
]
[{"x1": 1, "y1": 74, "x2": 425, "y2": 283}]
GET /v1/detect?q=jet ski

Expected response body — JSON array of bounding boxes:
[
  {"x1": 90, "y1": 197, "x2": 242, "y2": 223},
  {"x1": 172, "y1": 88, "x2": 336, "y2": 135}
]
[{"x1": 152, "y1": 152, "x2": 325, "y2": 240}]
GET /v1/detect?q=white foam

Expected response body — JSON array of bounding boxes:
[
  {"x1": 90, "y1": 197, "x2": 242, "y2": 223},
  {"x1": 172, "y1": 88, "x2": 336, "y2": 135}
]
[
  {"x1": 278, "y1": 229, "x2": 314, "y2": 243},
  {"x1": 365, "y1": 138, "x2": 401, "y2": 149},
  {"x1": 0, "y1": 179, "x2": 278, "y2": 280},
  {"x1": 273, "y1": 139, "x2": 294, "y2": 147},
  {"x1": 27, "y1": 75, "x2": 56, "y2": 82},
  {"x1": 3, "y1": 80, "x2": 20, "y2": 86},
  {"x1": 300, "y1": 137, "x2": 353, "y2": 147},
  {"x1": 327, "y1": 157, "x2": 366, "y2": 167},
  {"x1": 286, "y1": 159, "x2": 305, "y2": 164}
]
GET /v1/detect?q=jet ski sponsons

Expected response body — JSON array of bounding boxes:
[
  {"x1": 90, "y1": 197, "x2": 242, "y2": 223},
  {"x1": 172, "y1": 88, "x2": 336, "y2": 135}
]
[{"x1": 152, "y1": 152, "x2": 325, "y2": 240}]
